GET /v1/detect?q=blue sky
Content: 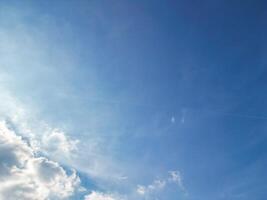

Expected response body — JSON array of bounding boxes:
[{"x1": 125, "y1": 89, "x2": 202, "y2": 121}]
[{"x1": 0, "y1": 0, "x2": 267, "y2": 200}]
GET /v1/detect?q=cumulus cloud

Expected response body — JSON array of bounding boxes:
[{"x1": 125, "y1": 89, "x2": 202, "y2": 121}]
[
  {"x1": 0, "y1": 121, "x2": 80, "y2": 200},
  {"x1": 41, "y1": 129, "x2": 79, "y2": 159}
]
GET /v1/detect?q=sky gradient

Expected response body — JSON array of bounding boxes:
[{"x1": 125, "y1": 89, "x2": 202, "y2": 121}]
[{"x1": 0, "y1": 1, "x2": 267, "y2": 200}]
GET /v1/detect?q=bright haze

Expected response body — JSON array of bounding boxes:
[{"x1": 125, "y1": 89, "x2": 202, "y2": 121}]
[{"x1": 0, "y1": 1, "x2": 266, "y2": 200}]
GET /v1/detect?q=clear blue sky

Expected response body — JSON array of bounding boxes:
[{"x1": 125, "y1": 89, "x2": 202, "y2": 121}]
[{"x1": 0, "y1": 0, "x2": 267, "y2": 199}]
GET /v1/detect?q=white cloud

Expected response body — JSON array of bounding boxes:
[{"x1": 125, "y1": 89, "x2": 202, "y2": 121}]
[
  {"x1": 0, "y1": 121, "x2": 80, "y2": 200},
  {"x1": 168, "y1": 170, "x2": 185, "y2": 190},
  {"x1": 84, "y1": 191, "x2": 119, "y2": 200},
  {"x1": 0, "y1": 91, "x2": 79, "y2": 162},
  {"x1": 41, "y1": 129, "x2": 79, "y2": 159},
  {"x1": 0, "y1": 6, "x2": 130, "y2": 187},
  {"x1": 136, "y1": 185, "x2": 146, "y2": 195},
  {"x1": 136, "y1": 170, "x2": 186, "y2": 196},
  {"x1": 136, "y1": 180, "x2": 166, "y2": 196}
]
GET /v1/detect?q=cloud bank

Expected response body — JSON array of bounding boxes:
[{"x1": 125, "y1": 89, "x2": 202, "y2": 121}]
[{"x1": 0, "y1": 121, "x2": 80, "y2": 200}]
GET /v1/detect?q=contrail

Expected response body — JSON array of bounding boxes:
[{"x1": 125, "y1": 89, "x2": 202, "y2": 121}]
[{"x1": 83, "y1": 97, "x2": 267, "y2": 120}]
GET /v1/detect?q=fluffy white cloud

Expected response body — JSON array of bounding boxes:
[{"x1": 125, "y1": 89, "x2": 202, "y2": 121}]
[
  {"x1": 84, "y1": 191, "x2": 116, "y2": 200},
  {"x1": 42, "y1": 129, "x2": 79, "y2": 159},
  {"x1": 0, "y1": 121, "x2": 80, "y2": 200}
]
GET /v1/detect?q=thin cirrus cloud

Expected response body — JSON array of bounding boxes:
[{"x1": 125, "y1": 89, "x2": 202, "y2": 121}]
[
  {"x1": 0, "y1": 2, "x2": 189, "y2": 200},
  {"x1": 1, "y1": 0, "x2": 267, "y2": 199},
  {"x1": 0, "y1": 19, "x2": 121, "y2": 197}
]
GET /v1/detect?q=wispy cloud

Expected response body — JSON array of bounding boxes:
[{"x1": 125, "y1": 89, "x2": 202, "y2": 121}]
[
  {"x1": 168, "y1": 171, "x2": 186, "y2": 192},
  {"x1": 136, "y1": 170, "x2": 187, "y2": 198},
  {"x1": 137, "y1": 179, "x2": 166, "y2": 195},
  {"x1": 0, "y1": 3, "x2": 190, "y2": 200}
]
